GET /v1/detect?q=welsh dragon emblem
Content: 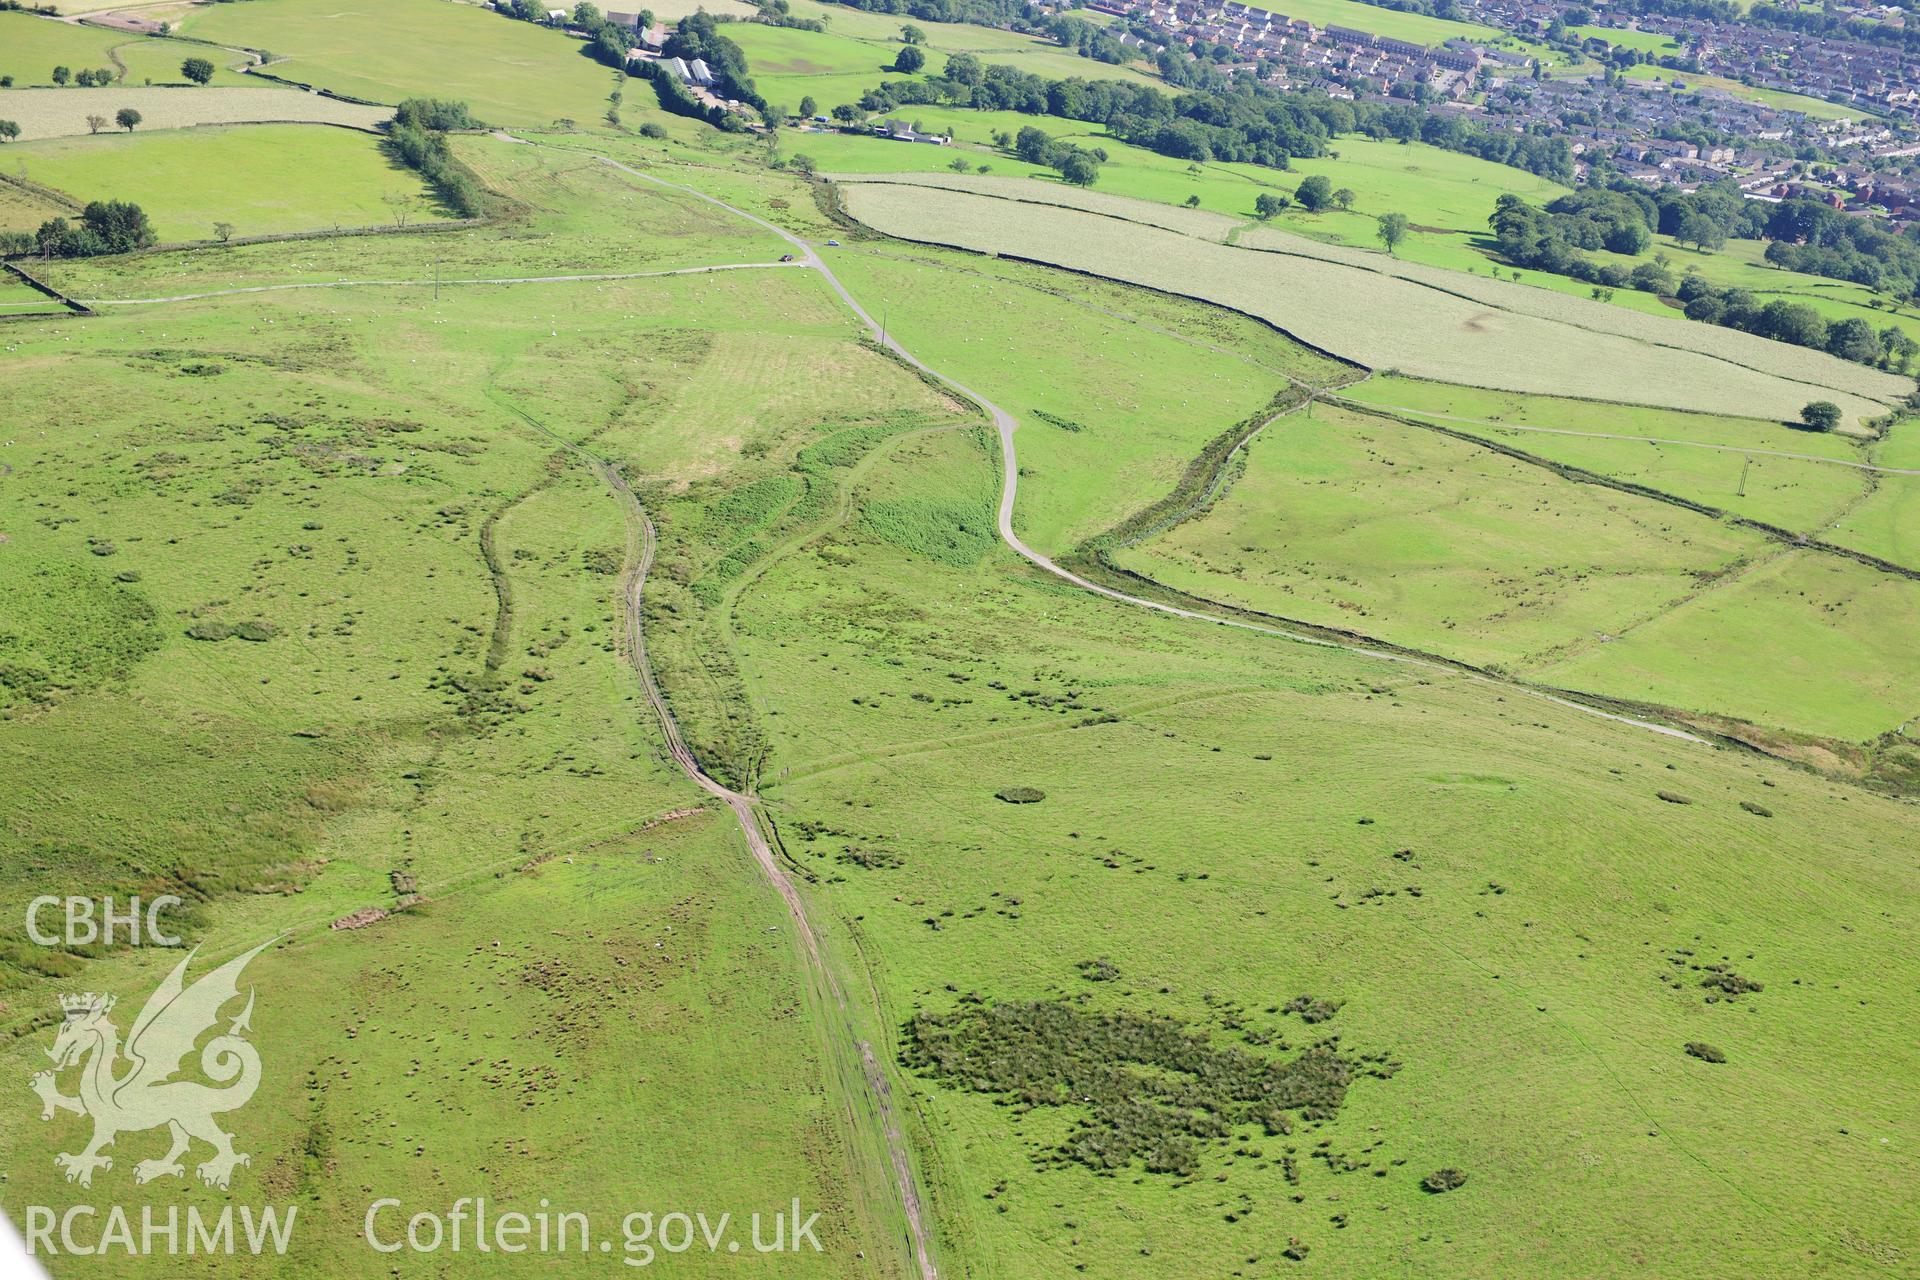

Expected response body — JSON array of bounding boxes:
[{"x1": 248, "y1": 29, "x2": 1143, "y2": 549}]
[{"x1": 30, "y1": 939, "x2": 274, "y2": 1191}]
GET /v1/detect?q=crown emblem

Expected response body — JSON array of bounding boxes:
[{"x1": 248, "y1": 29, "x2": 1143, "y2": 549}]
[{"x1": 58, "y1": 992, "x2": 114, "y2": 1018}]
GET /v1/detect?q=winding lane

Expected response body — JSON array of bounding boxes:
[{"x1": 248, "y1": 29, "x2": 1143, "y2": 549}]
[{"x1": 571, "y1": 151, "x2": 1709, "y2": 745}]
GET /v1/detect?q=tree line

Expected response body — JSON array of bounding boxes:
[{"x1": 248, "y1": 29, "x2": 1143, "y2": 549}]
[
  {"x1": 850, "y1": 57, "x2": 1574, "y2": 182},
  {"x1": 1492, "y1": 179, "x2": 1920, "y2": 300},
  {"x1": 385, "y1": 98, "x2": 485, "y2": 218},
  {"x1": 1489, "y1": 192, "x2": 1919, "y2": 371},
  {"x1": 1, "y1": 200, "x2": 155, "y2": 258}
]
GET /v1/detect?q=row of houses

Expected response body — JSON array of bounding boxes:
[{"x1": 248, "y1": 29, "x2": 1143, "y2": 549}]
[{"x1": 1125, "y1": 0, "x2": 1485, "y2": 97}]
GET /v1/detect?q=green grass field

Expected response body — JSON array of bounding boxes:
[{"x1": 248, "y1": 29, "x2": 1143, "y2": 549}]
[
  {"x1": 5, "y1": 9, "x2": 1920, "y2": 1279},
  {"x1": 4, "y1": 124, "x2": 453, "y2": 241},
  {"x1": 1568, "y1": 23, "x2": 1680, "y2": 53},
  {"x1": 1115, "y1": 401, "x2": 1769, "y2": 670},
  {"x1": 1623, "y1": 63, "x2": 1866, "y2": 120},
  {"x1": 0, "y1": 11, "x2": 257, "y2": 88},
  {"x1": 1338, "y1": 376, "x2": 1889, "y2": 537},
  {"x1": 178, "y1": 0, "x2": 625, "y2": 127},
  {"x1": 1538, "y1": 549, "x2": 1920, "y2": 739},
  {"x1": 732, "y1": 434, "x2": 1920, "y2": 1277}
]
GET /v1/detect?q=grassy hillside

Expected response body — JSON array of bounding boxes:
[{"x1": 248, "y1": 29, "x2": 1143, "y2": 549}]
[
  {"x1": 0, "y1": 12, "x2": 254, "y2": 89},
  {"x1": 3, "y1": 7, "x2": 1918, "y2": 1278},
  {"x1": 736, "y1": 432, "x2": 1920, "y2": 1278}
]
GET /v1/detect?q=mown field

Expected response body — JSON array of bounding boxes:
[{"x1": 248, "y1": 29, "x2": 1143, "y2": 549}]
[
  {"x1": 4, "y1": 124, "x2": 453, "y2": 242},
  {"x1": 0, "y1": 85, "x2": 392, "y2": 140},
  {"x1": 0, "y1": 177, "x2": 73, "y2": 235},
  {"x1": 835, "y1": 177, "x2": 1904, "y2": 424}
]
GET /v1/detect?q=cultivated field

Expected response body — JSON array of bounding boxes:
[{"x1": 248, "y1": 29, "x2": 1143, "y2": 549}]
[
  {"x1": 0, "y1": 85, "x2": 392, "y2": 140},
  {"x1": 836, "y1": 178, "x2": 1903, "y2": 423},
  {"x1": 4, "y1": 124, "x2": 452, "y2": 241}
]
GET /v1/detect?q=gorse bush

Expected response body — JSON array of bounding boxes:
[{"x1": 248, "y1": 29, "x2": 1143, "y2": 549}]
[{"x1": 903, "y1": 999, "x2": 1391, "y2": 1176}]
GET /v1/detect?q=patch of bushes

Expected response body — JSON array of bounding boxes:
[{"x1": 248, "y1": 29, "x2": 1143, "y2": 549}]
[
  {"x1": 1032, "y1": 408, "x2": 1087, "y2": 432},
  {"x1": 0, "y1": 564, "x2": 159, "y2": 710},
  {"x1": 902, "y1": 999, "x2": 1392, "y2": 1177},
  {"x1": 861, "y1": 499, "x2": 996, "y2": 566},
  {"x1": 1421, "y1": 1167, "x2": 1468, "y2": 1194},
  {"x1": 995, "y1": 786, "x2": 1046, "y2": 804},
  {"x1": 1699, "y1": 967, "x2": 1762, "y2": 999},
  {"x1": 1076, "y1": 957, "x2": 1119, "y2": 982},
  {"x1": 1684, "y1": 1041, "x2": 1726, "y2": 1064},
  {"x1": 1284, "y1": 995, "x2": 1341, "y2": 1024},
  {"x1": 185, "y1": 619, "x2": 279, "y2": 643},
  {"x1": 582, "y1": 547, "x2": 623, "y2": 575},
  {"x1": 836, "y1": 846, "x2": 902, "y2": 869}
]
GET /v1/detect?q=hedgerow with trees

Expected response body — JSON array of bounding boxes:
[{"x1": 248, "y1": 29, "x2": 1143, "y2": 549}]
[
  {"x1": 1489, "y1": 187, "x2": 1920, "y2": 370},
  {"x1": 850, "y1": 57, "x2": 1574, "y2": 182}
]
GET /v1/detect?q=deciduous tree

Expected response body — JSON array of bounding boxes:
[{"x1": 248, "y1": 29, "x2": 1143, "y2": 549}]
[
  {"x1": 1376, "y1": 211, "x2": 1409, "y2": 255},
  {"x1": 1799, "y1": 401, "x2": 1842, "y2": 432}
]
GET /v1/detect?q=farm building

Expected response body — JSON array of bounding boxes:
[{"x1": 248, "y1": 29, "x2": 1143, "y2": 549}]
[{"x1": 873, "y1": 118, "x2": 950, "y2": 144}]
